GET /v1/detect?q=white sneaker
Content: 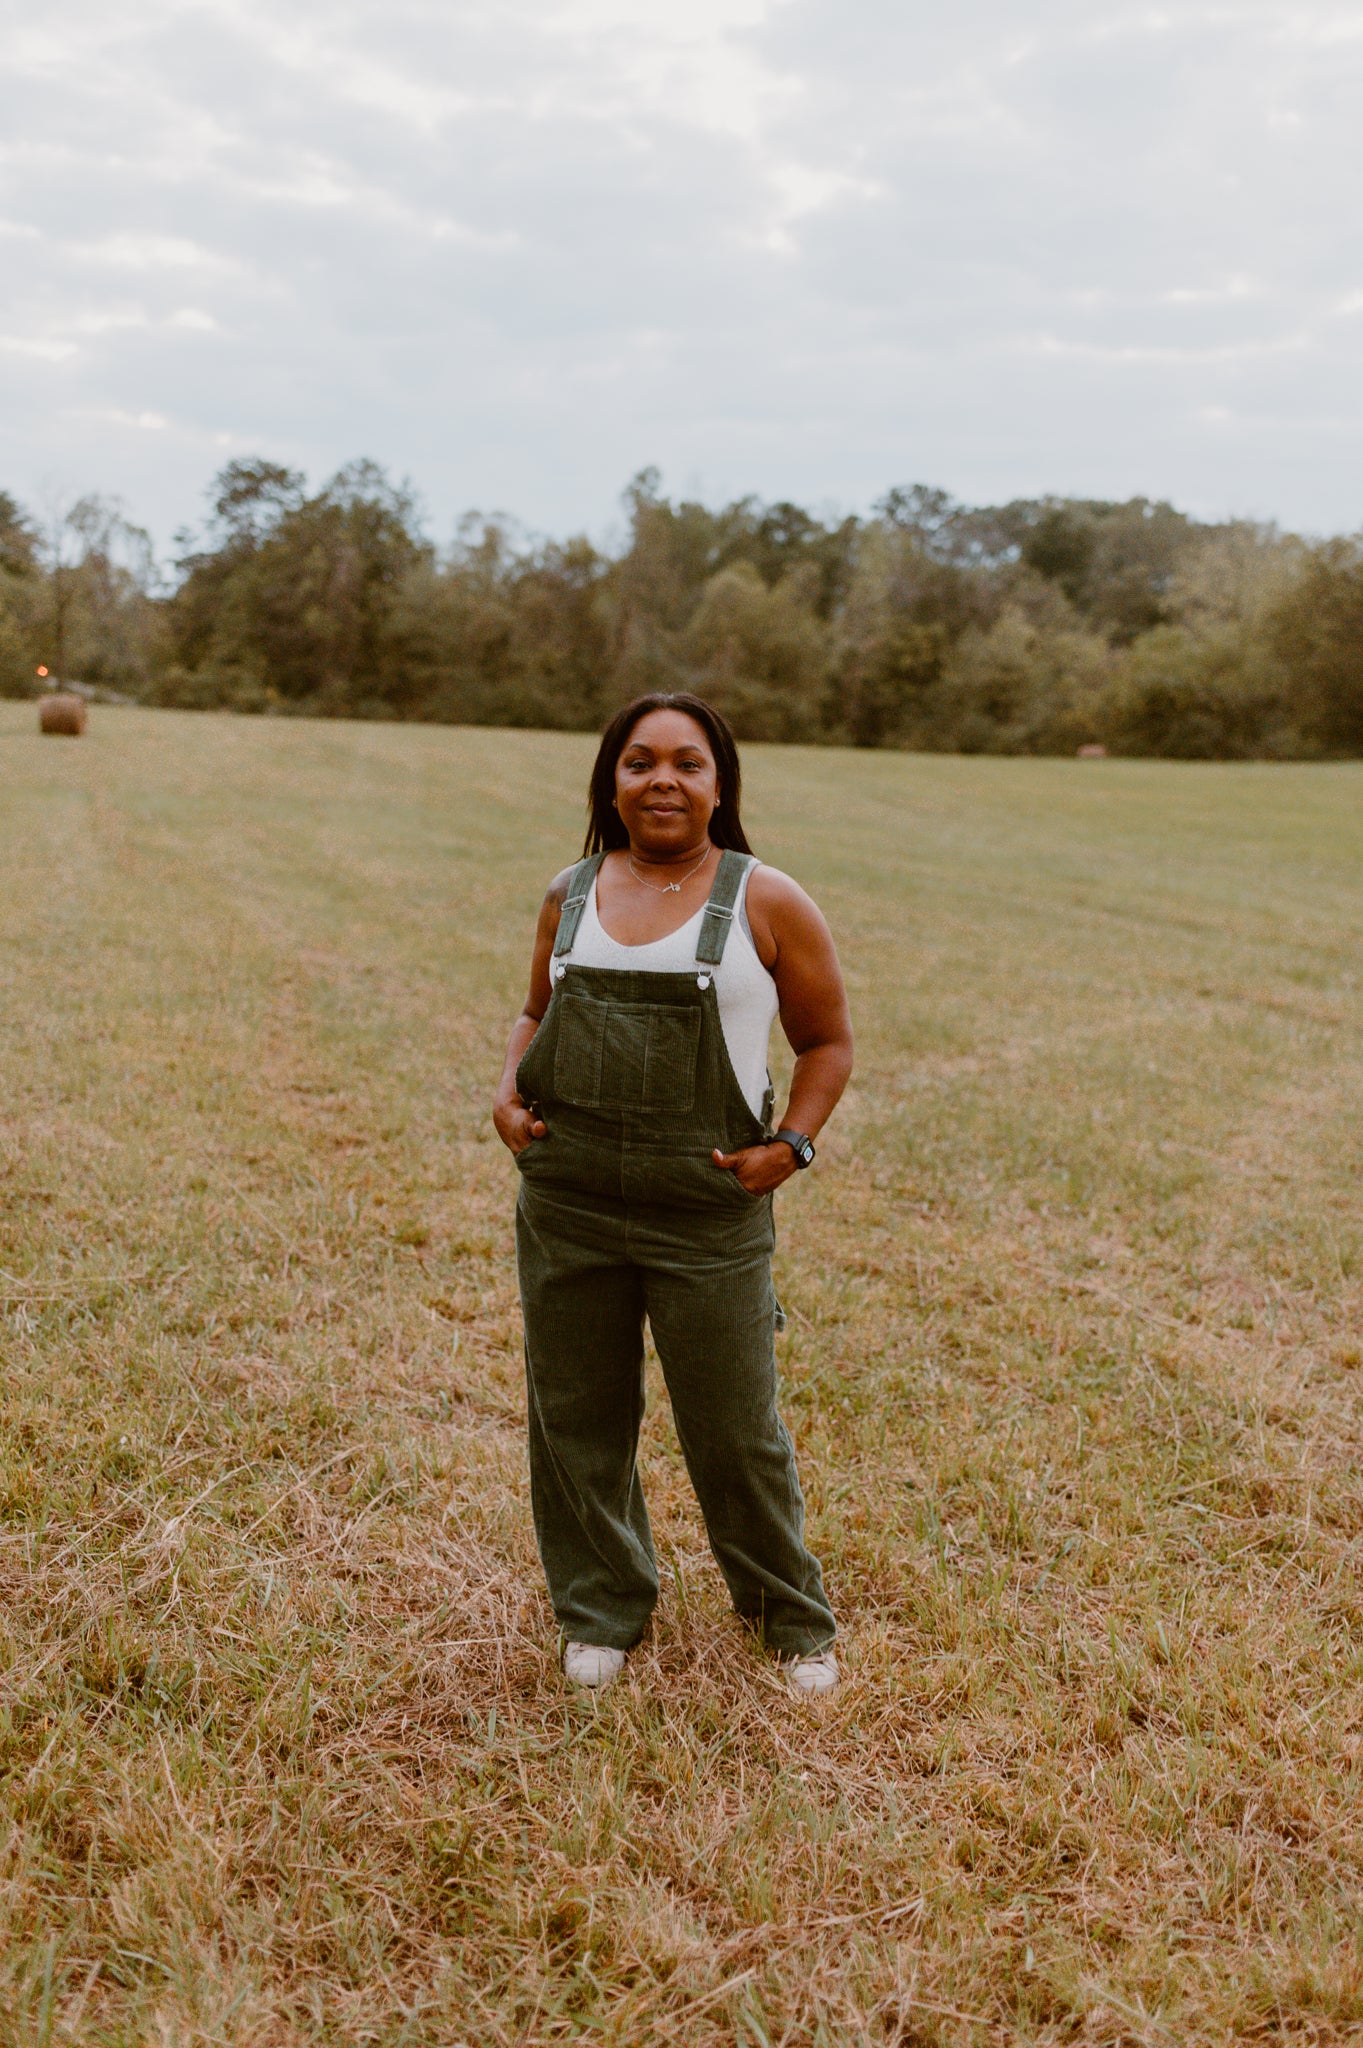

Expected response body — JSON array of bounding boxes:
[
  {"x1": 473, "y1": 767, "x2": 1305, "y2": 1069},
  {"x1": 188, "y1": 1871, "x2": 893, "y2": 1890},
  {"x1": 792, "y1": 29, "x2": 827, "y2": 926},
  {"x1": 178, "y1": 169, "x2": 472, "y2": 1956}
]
[
  {"x1": 562, "y1": 1641, "x2": 626, "y2": 1691},
  {"x1": 786, "y1": 1648, "x2": 839, "y2": 1697}
]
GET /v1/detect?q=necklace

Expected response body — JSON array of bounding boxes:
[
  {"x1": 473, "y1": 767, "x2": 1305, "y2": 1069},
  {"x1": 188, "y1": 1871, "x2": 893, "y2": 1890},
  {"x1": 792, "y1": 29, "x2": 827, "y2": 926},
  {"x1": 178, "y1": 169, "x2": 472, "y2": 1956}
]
[{"x1": 626, "y1": 845, "x2": 713, "y2": 895}]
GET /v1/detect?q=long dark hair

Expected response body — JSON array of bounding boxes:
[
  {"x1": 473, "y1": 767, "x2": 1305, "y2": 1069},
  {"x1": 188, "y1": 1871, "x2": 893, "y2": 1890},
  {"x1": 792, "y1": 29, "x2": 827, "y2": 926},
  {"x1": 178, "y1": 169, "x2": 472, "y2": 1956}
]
[{"x1": 584, "y1": 693, "x2": 754, "y2": 856}]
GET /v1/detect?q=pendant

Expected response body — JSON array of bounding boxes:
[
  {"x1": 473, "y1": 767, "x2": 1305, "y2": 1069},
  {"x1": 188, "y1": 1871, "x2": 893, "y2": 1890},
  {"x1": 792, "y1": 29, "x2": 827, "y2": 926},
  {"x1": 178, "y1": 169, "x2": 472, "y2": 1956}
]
[{"x1": 666, "y1": 881, "x2": 680, "y2": 893}]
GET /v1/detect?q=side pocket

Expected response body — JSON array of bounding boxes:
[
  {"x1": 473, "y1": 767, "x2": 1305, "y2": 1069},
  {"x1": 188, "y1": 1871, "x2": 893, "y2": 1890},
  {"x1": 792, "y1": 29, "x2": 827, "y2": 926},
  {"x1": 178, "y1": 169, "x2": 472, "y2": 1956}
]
[
  {"x1": 515, "y1": 1004, "x2": 554, "y2": 1105},
  {"x1": 514, "y1": 1135, "x2": 547, "y2": 1173}
]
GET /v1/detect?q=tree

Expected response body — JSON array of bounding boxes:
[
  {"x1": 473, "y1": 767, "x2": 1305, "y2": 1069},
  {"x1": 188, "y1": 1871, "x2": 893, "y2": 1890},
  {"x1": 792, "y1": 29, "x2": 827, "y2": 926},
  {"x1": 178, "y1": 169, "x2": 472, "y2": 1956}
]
[
  {"x1": 681, "y1": 561, "x2": 827, "y2": 740},
  {"x1": 22, "y1": 493, "x2": 165, "y2": 691},
  {"x1": 0, "y1": 492, "x2": 38, "y2": 578},
  {"x1": 998, "y1": 497, "x2": 1201, "y2": 643},
  {"x1": 941, "y1": 608, "x2": 1113, "y2": 754},
  {"x1": 1266, "y1": 540, "x2": 1363, "y2": 755},
  {"x1": 208, "y1": 458, "x2": 305, "y2": 545},
  {"x1": 167, "y1": 459, "x2": 429, "y2": 711},
  {"x1": 0, "y1": 492, "x2": 41, "y2": 696}
]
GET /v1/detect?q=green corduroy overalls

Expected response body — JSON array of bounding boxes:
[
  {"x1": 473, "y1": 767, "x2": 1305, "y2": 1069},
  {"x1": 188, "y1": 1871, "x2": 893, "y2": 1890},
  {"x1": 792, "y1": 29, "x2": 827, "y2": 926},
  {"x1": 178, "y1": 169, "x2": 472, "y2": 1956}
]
[{"x1": 513, "y1": 849, "x2": 836, "y2": 1658}]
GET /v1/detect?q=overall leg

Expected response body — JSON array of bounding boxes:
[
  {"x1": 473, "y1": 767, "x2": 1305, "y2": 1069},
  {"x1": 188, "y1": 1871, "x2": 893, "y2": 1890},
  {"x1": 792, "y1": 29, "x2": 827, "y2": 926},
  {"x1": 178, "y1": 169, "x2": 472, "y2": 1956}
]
[
  {"x1": 516, "y1": 1184, "x2": 658, "y2": 1649},
  {"x1": 640, "y1": 1205, "x2": 835, "y2": 1657}
]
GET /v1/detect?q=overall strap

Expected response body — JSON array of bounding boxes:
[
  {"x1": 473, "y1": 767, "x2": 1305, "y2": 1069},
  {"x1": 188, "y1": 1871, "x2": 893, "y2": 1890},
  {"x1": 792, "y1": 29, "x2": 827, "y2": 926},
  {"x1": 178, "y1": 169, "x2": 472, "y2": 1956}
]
[
  {"x1": 695, "y1": 850, "x2": 754, "y2": 969},
  {"x1": 552, "y1": 854, "x2": 605, "y2": 959}
]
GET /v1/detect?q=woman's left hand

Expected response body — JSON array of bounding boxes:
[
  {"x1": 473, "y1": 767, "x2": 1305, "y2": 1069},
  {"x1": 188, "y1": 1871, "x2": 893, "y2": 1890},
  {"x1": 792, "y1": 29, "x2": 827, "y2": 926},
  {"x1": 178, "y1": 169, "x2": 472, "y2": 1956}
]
[{"x1": 711, "y1": 1142, "x2": 798, "y2": 1195}]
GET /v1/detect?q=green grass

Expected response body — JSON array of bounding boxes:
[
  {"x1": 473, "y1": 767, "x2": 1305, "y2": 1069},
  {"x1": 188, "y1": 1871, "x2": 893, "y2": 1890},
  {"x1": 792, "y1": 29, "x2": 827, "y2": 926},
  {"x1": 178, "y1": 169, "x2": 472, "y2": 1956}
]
[{"x1": 3, "y1": 702, "x2": 1363, "y2": 2046}]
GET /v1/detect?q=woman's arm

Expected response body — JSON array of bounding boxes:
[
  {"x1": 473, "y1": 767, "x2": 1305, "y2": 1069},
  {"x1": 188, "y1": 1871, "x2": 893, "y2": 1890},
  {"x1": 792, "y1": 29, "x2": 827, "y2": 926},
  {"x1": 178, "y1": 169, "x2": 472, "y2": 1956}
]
[
  {"x1": 712, "y1": 867, "x2": 854, "y2": 1194},
  {"x1": 492, "y1": 872, "x2": 570, "y2": 1155}
]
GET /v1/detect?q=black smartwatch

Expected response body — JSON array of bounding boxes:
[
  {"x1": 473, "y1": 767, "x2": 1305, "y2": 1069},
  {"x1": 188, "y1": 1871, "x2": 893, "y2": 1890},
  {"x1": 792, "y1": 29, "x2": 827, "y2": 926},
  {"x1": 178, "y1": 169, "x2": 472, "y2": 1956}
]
[{"x1": 770, "y1": 1129, "x2": 816, "y2": 1169}]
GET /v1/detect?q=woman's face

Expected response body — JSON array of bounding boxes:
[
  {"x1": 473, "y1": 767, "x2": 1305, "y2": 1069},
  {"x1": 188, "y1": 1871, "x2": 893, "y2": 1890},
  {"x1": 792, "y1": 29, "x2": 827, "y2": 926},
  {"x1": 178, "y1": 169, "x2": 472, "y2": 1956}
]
[{"x1": 613, "y1": 709, "x2": 720, "y2": 855}]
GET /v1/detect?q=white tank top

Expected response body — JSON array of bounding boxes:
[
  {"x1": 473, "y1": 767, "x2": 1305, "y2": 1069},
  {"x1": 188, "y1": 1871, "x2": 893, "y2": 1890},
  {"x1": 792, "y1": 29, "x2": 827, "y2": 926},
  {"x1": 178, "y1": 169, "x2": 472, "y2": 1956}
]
[{"x1": 563, "y1": 860, "x2": 780, "y2": 1120}]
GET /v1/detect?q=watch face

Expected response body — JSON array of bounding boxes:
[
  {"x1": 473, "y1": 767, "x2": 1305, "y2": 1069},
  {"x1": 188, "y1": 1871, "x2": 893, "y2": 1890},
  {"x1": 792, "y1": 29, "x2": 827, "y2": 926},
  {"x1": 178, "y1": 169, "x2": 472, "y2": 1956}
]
[{"x1": 797, "y1": 1137, "x2": 815, "y2": 1165}]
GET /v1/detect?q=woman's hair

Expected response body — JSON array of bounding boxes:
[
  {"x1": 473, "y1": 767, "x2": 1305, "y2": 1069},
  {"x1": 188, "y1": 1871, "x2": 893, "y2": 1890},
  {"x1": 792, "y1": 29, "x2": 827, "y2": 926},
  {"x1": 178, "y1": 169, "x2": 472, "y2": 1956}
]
[{"x1": 584, "y1": 693, "x2": 754, "y2": 856}]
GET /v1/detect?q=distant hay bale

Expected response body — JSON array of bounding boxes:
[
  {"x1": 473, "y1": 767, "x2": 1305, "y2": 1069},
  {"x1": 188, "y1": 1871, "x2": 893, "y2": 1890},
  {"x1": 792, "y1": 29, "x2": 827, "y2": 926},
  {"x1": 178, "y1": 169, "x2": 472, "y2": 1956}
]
[
  {"x1": 39, "y1": 693, "x2": 88, "y2": 737},
  {"x1": 1077, "y1": 743, "x2": 1107, "y2": 760}
]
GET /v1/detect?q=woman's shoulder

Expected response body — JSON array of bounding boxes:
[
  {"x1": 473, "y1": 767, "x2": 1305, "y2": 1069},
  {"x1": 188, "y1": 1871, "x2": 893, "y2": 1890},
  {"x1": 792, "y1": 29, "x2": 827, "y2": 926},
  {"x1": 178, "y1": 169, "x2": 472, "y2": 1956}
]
[
  {"x1": 543, "y1": 853, "x2": 604, "y2": 907},
  {"x1": 743, "y1": 860, "x2": 828, "y2": 964},
  {"x1": 744, "y1": 861, "x2": 818, "y2": 918},
  {"x1": 532, "y1": 865, "x2": 579, "y2": 943}
]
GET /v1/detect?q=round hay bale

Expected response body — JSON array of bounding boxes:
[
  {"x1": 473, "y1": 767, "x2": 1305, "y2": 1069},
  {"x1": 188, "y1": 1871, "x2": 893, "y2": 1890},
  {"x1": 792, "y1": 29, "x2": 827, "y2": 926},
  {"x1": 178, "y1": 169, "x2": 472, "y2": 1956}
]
[{"x1": 39, "y1": 693, "x2": 88, "y2": 737}]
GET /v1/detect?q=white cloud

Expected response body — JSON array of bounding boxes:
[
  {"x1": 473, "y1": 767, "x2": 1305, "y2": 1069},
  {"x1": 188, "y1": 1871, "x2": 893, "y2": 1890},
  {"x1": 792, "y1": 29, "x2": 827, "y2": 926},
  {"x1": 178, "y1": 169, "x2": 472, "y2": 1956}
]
[
  {"x1": 1163, "y1": 277, "x2": 1262, "y2": 306},
  {"x1": 2, "y1": 0, "x2": 1363, "y2": 541},
  {"x1": 92, "y1": 407, "x2": 171, "y2": 431},
  {"x1": 78, "y1": 234, "x2": 238, "y2": 271},
  {"x1": 67, "y1": 309, "x2": 155, "y2": 336},
  {"x1": 0, "y1": 335, "x2": 80, "y2": 363}
]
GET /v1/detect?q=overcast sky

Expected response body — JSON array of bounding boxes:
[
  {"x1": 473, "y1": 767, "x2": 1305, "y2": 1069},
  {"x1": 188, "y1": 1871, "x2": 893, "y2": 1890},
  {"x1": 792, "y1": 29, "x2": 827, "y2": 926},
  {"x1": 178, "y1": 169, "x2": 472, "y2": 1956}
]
[{"x1": 4, "y1": 0, "x2": 1363, "y2": 551}]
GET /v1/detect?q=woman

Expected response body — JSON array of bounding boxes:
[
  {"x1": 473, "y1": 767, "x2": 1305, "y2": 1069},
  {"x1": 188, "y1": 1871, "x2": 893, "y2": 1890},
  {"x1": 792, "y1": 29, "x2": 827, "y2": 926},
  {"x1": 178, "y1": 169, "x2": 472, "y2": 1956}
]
[{"x1": 493, "y1": 693, "x2": 853, "y2": 1697}]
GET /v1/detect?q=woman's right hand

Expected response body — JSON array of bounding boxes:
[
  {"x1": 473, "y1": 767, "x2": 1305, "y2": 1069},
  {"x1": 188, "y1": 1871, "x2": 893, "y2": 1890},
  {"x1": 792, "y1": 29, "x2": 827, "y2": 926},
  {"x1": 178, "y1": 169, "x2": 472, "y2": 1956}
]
[{"x1": 494, "y1": 1092, "x2": 547, "y2": 1155}]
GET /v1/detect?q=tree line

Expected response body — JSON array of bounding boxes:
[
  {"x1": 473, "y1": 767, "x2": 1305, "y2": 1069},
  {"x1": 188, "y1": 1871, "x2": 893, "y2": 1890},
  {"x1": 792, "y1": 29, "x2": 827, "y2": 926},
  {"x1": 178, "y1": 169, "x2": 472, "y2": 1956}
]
[{"x1": 4, "y1": 460, "x2": 1363, "y2": 756}]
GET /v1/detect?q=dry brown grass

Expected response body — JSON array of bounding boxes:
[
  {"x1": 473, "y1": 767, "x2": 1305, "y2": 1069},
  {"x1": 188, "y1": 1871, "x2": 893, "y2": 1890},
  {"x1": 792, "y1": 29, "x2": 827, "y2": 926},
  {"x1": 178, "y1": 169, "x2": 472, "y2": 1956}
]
[{"x1": 2, "y1": 704, "x2": 1362, "y2": 2044}]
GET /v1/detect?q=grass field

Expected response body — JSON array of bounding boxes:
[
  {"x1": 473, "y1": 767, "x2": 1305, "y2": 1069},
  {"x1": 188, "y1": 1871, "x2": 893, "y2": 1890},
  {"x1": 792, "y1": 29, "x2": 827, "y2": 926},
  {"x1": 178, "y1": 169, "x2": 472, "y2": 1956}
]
[{"x1": 3, "y1": 704, "x2": 1363, "y2": 2047}]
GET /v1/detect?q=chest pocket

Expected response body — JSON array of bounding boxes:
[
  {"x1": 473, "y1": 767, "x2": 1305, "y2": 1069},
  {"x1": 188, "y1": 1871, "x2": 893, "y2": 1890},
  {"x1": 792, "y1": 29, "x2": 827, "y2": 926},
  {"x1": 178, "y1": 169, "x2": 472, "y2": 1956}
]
[{"x1": 553, "y1": 993, "x2": 701, "y2": 1113}]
